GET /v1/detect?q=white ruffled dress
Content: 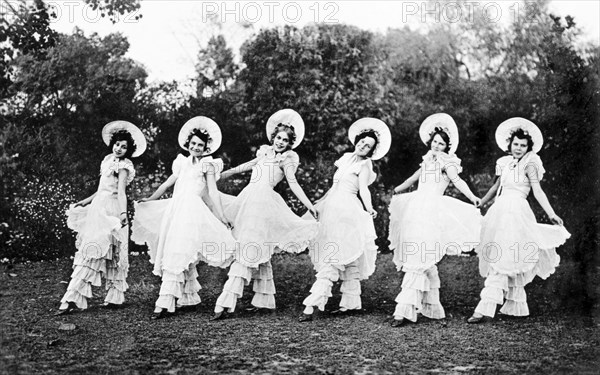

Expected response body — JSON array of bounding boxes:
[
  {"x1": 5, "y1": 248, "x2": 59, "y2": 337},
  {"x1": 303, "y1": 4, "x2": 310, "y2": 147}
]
[
  {"x1": 302, "y1": 153, "x2": 378, "y2": 312},
  {"x1": 388, "y1": 151, "x2": 481, "y2": 321},
  {"x1": 474, "y1": 152, "x2": 570, "y2": 317},
  {"x1": 60, "y1": 155, "x2": 135, "y2": 309},
  {"x1": 214, "y1": 145, "x2": 319, "y2": 311},
  {"x1": 132, "y1": 154, "x2": 236, "y2": 312}
]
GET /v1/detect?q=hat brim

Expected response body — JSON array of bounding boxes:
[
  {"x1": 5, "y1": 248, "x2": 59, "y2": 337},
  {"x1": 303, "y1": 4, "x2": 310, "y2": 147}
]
[
  {"x1": 178, "y1": 117, "x2": 222, "y2": 155},
  {"x1": 495, "y1": 117, "x2": 543, "y2": 153},
  {"x1": 348, "y1": 118, "x2": 391, "y2": 160},
  {"x1": 266, "y1": 109, "x2": 305, "y2": 149},
  {"x1": 419, "y1": 113, "x2": 459, "y2": 154},
  {"x1": 102, "y1": 121, "x2": 147, "y2": 157}
]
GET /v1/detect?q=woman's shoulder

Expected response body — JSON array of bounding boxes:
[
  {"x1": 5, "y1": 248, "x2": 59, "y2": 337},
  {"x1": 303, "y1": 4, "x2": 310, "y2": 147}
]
[
  {"x1": 281, "y1": 150, "x2": 299, "y2": 162},
  {"x1": 256, "y1": 144, "x2": 271, "y2": 157},
  {"x1": 496, "y1": 155, "x2": 513, "y2": 166}
]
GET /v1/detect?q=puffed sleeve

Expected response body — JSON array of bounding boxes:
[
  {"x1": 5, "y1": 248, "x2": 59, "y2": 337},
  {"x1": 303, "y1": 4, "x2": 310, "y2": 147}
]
[
  {"x1": 334, "y1": 153, "x2": 353, "y2": 168},
  {"x1": 117, "y1": 158, "x2": 136, "y2": 185},
  {"x1": 100, "y1": 154, "x2": 112, "y2": 174},
  {"x1": 356, "y1": 159, "x2": 377, "y2": 185},
  {"x1": 200, "y1": 156, "x2": 225, "y2": 181},
  {"x1": 495, "y1": 155, "x2": 512, "y2": 177},
  {"x1": 522, "y1": 152, "x2": 546, "y2": 182},
  {"x1": 280, "y1": 150, "x2": 300, "y2": 175},
  {"x1": 256, "y1": 145, "x2": 270, "y2": 158},
  {"x1": 172, "y1": 154, "x2": 187, "y2": 177},
  {"x1": 440, "y1": 153, "x2": 463, "y2": 174}
]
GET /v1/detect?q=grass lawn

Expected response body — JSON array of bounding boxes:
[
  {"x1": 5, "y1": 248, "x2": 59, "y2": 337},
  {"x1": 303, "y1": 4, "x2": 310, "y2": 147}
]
[{"x1": 1, "y1": 253, "x2": 598, "y2": 374}]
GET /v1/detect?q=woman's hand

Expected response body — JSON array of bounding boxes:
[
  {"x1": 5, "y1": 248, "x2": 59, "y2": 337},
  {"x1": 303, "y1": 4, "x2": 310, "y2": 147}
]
[
  {"x1": 367, "y1": 208, "x2": 377, "y2": 219},
  {"x1": 392, "y1": 187, "x2": 401, "y2": 195},
  {"x1": 221, "y1": 218, "x2": 234, "y2": 230},
  {"x1": 472, "y1": 197, "x2": 482, "y2": 208},
  {"x1": 119, "y1": 212, "x2": 128, "y2": 227},
  {"x1": 550, "y1": 214, "x2": 564, "y2": 226},
  {"x1": 138, "y1": 197, "x2": 153, "y2": 203}
]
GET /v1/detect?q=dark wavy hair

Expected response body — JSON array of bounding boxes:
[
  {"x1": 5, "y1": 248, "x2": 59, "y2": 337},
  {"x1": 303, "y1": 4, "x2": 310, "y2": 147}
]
[
  {"x1": 109, "y1": 130, "x2": 137, "y2": 159},
  {"x1": 507, "y1": 128, "x2": 534, "y2": 153},
  {"x1": 354, "y1": 130, "x2": 379, "y2": 158},
  {"x1": 426, "y1": 128, "x2": 451, "y2": 153},
  {"x1": 184, "y1": 128, "x2": 210, "y2": 151},
  {"x1": 270, "y1": 123, "x2": 296, "y2": 151}
]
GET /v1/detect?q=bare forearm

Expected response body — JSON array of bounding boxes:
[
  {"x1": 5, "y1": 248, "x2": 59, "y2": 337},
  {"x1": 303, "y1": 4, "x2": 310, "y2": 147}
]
[
  {"x1": 289, "y1": 182, "x2": 313, "y2": 209},
  {"x1": 359, "y1": 187, "x2": 374, "y2": 211},
  {"x1": 533, "y1": 189, "x2": 556, "y2": 218},
  {"x1": 79, "y1": 193, "x2": 97, "y2": 205},
  {"x1": 209, "y1": 191, "x2": 227, "y2": 221},
  {"x1": 118, "y1": 190, "x2": 127, "y2": 213},
  {"x1": 393, "y1": 180, "x2": 414, "y2": 194},
  {"x1": 222, "y1": 159, "x2": 258, "y2": 178},
  {"x1": 453, "y1": 178, "x2": 477, "y2": 201},
  {"x1": 481, "y1": 181, "x2": 500, "y2": 206}
]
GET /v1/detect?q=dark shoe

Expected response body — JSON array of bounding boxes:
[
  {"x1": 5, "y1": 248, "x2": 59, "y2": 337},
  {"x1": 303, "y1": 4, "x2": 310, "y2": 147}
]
[
  {"x1": 331, "y1": 308, "x2": 361, "y2": 316},
  {"x1": 151, "y1": 309, "x2": 172, "y2": 320},
  {"x1": 390, "y1": 318, "x2": 405, "y2": 327},
  {"x1": 298, "y1": 313, "x2": 313, "y2": 322},
  {"x1": 209, "y1": 311, "x2": 228, "y2": 322},
  {"x1": 467, "y1": 315, "x2": 484, "y2": 324},
  {"x1": 55, "y1": 302, "x2": 79, "y2": 316},
  {"x1": 246, "y1": 306, "x2": 275, "y2": 315},
  {"x1": 102, "y1": 302, "x2": 123, "y2": 309},
  {"x1": 330, "y1": 309, "x2": 348, "y2": 316}
]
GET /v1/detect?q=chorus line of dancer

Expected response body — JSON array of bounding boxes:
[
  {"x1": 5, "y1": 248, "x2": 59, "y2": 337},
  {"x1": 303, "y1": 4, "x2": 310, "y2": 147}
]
[{"x1": 56, "y1": 112, "x2": 569, "y2": 325}]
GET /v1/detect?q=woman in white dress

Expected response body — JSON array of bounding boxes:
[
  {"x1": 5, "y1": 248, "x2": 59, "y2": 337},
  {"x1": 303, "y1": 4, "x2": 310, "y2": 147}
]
[
  {"x1": 58, "y1": 121, "x2": 147, "y2": 314},
  {"x1": 467, "y1": 118, "x2": 570, "y2": 323},
  {"x1": 388, "y1": 113, "x2": 481, "y2": 327},
  {"x1": 211, "y1": 109, "x2": 319, "y2": 321},
  {"x1": 132, "y1": 117, "x2": 236, "y2": 319},
  {"x1": 299, "y1": 118, "x2": 391, "y2": 322}
]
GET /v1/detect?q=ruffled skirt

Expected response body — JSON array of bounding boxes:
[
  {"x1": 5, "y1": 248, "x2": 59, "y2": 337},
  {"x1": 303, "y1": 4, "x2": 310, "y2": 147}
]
[
  {"x1": 66, "y1": 193, "x2": 126, "y2": 264},
  {"x1": 132, "y1": 193, "x2": 235, "y2": 276},
  {"x1": 223, "y1": 183, "x2": 318, "y2": 268},
  {"x1": 61, "y1": 193, "x2": 128, "y2": 309},
  {"x1": 476, "y1": 194, "x2": 570, "y2": 278},
  {"x1": 306, "y1": 189, "x2": 378, "y2": 280},
  {"x1": 389, "y1": 191, "x2": 481, "y2": 272},
  {"x1": 474, "y1": 193, "x2": 570, "y2": 317}
]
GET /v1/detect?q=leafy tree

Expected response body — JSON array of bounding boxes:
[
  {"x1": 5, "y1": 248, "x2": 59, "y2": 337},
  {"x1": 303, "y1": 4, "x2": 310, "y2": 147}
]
[
  {"x1": 0, "y1": 0, "x2": 141, "y2": 97},
  {"x1": 195, "y1": 35, "x2": 239, "y2": 97}
]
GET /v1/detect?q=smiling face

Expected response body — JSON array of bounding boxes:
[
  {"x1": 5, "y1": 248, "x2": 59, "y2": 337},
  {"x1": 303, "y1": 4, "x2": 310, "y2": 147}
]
[
  {"x1": 112, "y1": 140, "x2": 129, "y2": 159},
  {"x1": 272, "y1": 131, "x2": 291, "y2": 152},
  {"x1": 509, "y1": 136, "x2": 529, "y2": 159},
  {"x1": 430, "y1": 134, "x2": 448, "y2": 153},
  {"x1": 188, "y1": 135, "x2": 207, "y2": 157},
  {"x1": 354, "y1": 136, "x2": 376, "y2": 158}
]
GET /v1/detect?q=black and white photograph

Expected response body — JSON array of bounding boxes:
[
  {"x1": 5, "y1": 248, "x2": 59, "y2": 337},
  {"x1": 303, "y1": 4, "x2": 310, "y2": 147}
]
[{"x1": 0, "y1": 0, "x2": 598, "y2": 373}]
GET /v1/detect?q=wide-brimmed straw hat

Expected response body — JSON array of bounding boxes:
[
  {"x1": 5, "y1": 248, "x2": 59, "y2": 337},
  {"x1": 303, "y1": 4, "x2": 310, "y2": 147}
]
[
  {"x1": 266, "y1": 109, "x2": 305, "y2": 149},
  {"x1": 178, "y1": 116, "x2": 222, "y2": 156},
  {"x1": 348, "y1": 118, "x2": 391, "y2": 160},
  {"x1": 419, "y1": 113, "x2": 459, "y2": 154},
  {"x1": 495, "y1": 117, "x2": 543, "y2": 153},
  {"x1": 102, "y1": 120, "x2": 147, "y2": 157}
]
